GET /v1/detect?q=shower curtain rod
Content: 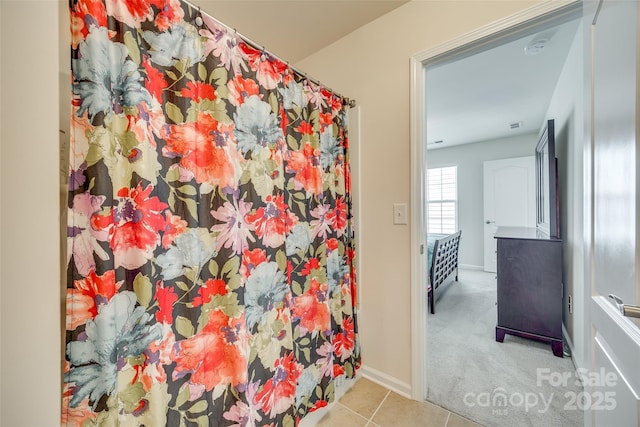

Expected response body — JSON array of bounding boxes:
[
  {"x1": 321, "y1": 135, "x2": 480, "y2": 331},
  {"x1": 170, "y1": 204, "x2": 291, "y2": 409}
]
[{"x1": 182, "y1": 0, "x2": 357, "y2": 108}]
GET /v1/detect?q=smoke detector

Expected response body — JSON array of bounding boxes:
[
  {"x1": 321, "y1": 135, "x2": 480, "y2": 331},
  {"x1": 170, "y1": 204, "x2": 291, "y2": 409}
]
[{"x1": 524, "y1": 39, "x2": 548, "y2": 56}]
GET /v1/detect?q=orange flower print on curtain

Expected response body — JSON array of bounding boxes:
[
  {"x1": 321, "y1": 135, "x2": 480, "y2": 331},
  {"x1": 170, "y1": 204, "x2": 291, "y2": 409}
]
[{"x1": 63, "y1": 0, "x2": 360, "y2": 426}]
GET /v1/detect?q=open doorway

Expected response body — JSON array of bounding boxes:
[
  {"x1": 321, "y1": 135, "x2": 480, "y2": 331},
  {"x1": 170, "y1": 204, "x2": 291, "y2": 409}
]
[{"x1": 410, "y1": 2, "x2": 588, "y2": 426}]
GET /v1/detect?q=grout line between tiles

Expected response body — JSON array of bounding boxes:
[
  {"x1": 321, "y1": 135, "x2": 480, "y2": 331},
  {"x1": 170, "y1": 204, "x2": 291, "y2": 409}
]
[
  {"x1": 336, "y1": 402, "x2": 371, "y2": 424},
  {"x1": 444, "y1": 411, "x2": 451, "y2": 427},
  {"x1": 367, "y1": 390, "x2": 390, "y2": 424}
]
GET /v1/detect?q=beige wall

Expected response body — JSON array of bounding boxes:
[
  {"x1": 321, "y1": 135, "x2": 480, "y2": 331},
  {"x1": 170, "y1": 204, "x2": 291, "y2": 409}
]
[
  {"x1": 0, "y1": 0, "x2": 561, "y2": 424},
  {"x1": 297, "y1": 0, "x2": 547, "y2": 389},
  {"x1": 0, "y1": 1, "x2": 61, "y2": 425},
  {"x1": 0, "y1": 2, "x2": 3, "y2": 417}
]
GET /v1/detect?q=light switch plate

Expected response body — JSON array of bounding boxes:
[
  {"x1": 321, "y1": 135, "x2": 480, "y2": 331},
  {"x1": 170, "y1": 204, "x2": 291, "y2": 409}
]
[{"x1": 393, "y1": 203, "x2": 408, "y2": 225}]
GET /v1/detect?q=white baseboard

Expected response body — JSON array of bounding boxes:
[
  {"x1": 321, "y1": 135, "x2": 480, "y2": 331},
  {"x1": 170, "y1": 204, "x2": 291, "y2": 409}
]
[
  {"x1": 359, "y1": 364, "x2": 412, "y2": 398},
  {"x1": 562, "y1": 324, "x2": 584, "y2": 372},
  {"x1": 459, "y1": 264, "x2": 484, "y2": 271},
  {"x1": 562, "y1": 323, "x2": 574, "y2": 354}
]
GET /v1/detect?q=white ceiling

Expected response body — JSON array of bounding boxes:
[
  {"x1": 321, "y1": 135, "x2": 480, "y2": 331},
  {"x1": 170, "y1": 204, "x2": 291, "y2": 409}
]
[
  {"x1": 426, "y1": 18, "x2": 581, "y2": 149},
  {"x1": 191, "y1": 0, "x2": 409, "y2": 63}
]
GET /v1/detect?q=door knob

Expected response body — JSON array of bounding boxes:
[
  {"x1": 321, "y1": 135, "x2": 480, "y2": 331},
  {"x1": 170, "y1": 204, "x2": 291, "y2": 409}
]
[
  {"x1": 608, "y1": 294, "x2": 640, "y2": 319},
  {"x1": 486, "y1": 220, "x2": 496, "y2": 224}
]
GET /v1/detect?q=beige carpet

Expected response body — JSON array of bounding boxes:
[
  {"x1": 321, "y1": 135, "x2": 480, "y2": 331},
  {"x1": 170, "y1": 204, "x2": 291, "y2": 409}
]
[{"x1": 426, "y1": 269, "x2": 583, "y2": 427}]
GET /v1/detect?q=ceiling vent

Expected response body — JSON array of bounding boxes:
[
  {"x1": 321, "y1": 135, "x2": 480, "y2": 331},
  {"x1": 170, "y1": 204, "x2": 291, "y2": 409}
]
[{"x1": 510, "y1": 121, "x2": 523, "y2": 130}]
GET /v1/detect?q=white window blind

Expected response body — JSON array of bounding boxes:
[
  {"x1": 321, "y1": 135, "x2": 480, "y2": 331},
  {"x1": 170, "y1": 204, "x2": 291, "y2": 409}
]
[{"x1": 427, "y1": 166, "x2": 457, "y2": 234}]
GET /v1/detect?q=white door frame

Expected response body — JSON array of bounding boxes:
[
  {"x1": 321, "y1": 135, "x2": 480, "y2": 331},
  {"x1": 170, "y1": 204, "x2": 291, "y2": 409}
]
[{"x1": 409, "y1": 0, "x2": 582, "y2": 401}]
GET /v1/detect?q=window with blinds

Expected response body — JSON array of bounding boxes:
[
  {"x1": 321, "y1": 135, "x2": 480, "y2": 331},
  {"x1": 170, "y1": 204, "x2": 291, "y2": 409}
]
[{"x1": 427, "y1": 166, "x2": 457, "y2": 234}]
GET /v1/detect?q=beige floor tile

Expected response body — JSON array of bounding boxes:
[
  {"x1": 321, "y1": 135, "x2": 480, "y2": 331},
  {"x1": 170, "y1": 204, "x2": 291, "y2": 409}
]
[
  {"x1": 338, "y1": 378, "x2": 390, "y2": 419},
  {"x1": 446, "y1": 412, "x2": 483, "y2": 427},
  {"x1": 372, "y1": 392, "x2": 450, "y2": 427},
  {"x1": 316, "y1": 403, "x2": 369, "y2": 427}
]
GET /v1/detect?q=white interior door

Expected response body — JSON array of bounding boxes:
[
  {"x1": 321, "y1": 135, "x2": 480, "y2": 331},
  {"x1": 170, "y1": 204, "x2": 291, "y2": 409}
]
[
  {"x1": 586, "y1": 1, "x2": 640, "y2": 426},
  {"x1": 482, "y1": 156, "x2": 535, "y2": 272}
]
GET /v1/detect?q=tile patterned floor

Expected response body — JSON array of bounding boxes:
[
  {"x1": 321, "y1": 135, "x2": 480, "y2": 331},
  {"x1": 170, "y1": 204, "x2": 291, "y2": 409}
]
[{"x1": 313, "y1": 378, "x2": 481, "y2": 427}]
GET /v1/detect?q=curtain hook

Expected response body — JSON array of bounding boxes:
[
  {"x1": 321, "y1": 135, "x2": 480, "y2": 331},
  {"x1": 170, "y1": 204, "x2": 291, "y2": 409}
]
[
  {"x1": 231, "y1": 29, "x2": 238, "y2": 47},
  {"x1": 194, "y1": 6, "x2": 203, "y2": 26}
]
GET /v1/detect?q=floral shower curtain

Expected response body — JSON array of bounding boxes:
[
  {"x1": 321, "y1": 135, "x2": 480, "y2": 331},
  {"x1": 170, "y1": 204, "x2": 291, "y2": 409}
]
[{"x1": 63, "y1": 0, "x2": 360, "y2": 425}]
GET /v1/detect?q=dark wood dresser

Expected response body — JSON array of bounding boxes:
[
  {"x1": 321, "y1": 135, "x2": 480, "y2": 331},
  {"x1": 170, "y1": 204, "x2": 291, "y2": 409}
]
[{"x1": 494, "y1": 227, "x2": 563, "y2": 357}]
